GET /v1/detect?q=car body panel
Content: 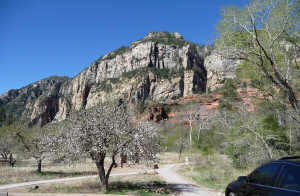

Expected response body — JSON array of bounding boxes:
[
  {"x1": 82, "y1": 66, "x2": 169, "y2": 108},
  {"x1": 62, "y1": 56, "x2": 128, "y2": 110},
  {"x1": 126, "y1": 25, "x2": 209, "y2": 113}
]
[
  {"x1": 225, "y1": 158, "x2": 300, "y2": 196},
  {"x1": 260, "y1": 185, "x2": 300, "y2": 196}
]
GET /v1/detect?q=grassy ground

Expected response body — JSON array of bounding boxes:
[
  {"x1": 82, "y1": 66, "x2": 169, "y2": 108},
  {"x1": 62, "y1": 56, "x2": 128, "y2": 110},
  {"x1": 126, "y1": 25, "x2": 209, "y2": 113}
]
[
  {"x1": 156, "y1": 152, "x2": 185, "y2": 164},
  {"x1": 0, "y1": 159, "x2": 148, "y2": 185},
  {"x1": 6, "y1": 173, "x2": 170, "y2": 195},
  {"x1": 1, "y1": 157, "x2": 171, "y2": 195},
  {"x1": 0, "y1": 152, "x2": 180, "y2": 185},
  {"x1": 178, "y1": 153, "x2": 254, "y2": 192},
  {"x1": 0, "y1": 160, "x2": 98, "y2": 185},
  {"x1": 1, "y1": 152, "x2": 252, "y2": 195}
]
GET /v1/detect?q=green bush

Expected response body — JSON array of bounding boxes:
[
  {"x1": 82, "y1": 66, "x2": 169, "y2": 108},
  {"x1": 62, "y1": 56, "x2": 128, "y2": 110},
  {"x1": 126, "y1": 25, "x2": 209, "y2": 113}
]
[
  {"x1": 122, "y1": 69, "x2": 140, "y2": 80},
  {"x1": 99, "y1": 46, "x2": 132, "y2": 61},
  {"x1": 162, "y1": 105, "x2": 171, "y2": 113},
  {"x1": 163, "y1": 125, "x2": 188, "y2": 153},
  {"x1": 218, "y1": 78, "x2": 241, "y2": 110},
  {"x1": 95, "y1": 80, "x2": 113, "y2": 93},
  {"x1": 0, "y1": 106, "x2": 5, "y2": 126},
  {"x1": 136, "y1": 101, "x2": 149, "y2": 114}
]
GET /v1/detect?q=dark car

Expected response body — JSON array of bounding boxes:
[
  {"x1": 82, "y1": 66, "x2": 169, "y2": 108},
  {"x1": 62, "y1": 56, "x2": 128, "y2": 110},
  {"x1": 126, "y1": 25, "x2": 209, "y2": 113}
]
[{"x1": 225, "y1": 157, "x2": 300, "y2": 196}]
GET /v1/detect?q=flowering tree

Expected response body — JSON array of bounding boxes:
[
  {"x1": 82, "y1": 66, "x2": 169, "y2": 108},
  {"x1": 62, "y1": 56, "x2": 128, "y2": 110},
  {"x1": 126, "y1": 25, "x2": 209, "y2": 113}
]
[
  {"x1": 58, "y1": 103, "x2": 162, "y2": 192},
  {"x1": 15, "y1": 124, "x2": 57, "y2": 172},
  {"x1": 0, "y1": 125, "x2": 17, "y2": 166}
]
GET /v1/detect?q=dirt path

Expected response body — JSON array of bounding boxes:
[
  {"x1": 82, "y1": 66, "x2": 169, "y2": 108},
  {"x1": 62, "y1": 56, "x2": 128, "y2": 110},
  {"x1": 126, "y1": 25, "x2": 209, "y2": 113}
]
[
  {"x1": 157, "y1": 163, "x2": 212, "y2": 196},
  {"x1": 0, "y1": 172, "x2": 138, "y2": 191}
]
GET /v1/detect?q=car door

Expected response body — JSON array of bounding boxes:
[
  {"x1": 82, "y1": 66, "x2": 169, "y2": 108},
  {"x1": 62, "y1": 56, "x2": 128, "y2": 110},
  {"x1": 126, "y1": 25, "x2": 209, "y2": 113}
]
[
  {"x1": 260, "y1": 163, "x2": 300, "y2": 196},
  {"x1": 241, "y1": 163, "x2": 283, "y2": 196}
]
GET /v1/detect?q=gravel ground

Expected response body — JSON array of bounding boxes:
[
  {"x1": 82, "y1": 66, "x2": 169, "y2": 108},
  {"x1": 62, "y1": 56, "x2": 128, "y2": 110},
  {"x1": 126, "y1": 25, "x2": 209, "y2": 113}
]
[{"x1": 157, "y1": 163, "x2": 221, "y2": 196}]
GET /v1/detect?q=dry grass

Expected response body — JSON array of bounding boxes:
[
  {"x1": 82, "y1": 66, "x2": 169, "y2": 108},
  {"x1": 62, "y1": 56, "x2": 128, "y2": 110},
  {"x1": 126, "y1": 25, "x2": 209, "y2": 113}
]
[
  {"x1": 0, "y1": 159, "x2": 98, "y2": 185},
  {"x1": 156, "y1": 152, "x2": 185, "y2": 164},
  {"x1": 1, "y1": 156, "x2": 171, "y2": 195},
  {"x1": 5, "y1": 173, "x2": 170, "y2": 195},
  {"x1": 0, "y1": 158, "x2": 148, "y2": 185},
  {"x1": 178, "y1": 154, "x2": 254, "y2": 192}
]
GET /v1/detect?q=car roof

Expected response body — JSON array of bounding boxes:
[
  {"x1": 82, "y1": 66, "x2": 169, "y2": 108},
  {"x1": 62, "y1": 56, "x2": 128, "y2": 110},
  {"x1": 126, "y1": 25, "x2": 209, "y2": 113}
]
[{"x1": 272, "y1": 156, "x2": 300, "y2": 165}]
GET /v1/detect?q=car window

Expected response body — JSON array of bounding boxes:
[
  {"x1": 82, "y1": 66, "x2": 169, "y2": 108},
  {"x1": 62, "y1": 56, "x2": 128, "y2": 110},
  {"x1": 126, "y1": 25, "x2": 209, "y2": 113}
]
[
  {"x1": 248, "y1": 163, "x2": 281, "y2": 186},
  {"x1": 276, "y1": 164, "x2": 300, "y2": 192}
]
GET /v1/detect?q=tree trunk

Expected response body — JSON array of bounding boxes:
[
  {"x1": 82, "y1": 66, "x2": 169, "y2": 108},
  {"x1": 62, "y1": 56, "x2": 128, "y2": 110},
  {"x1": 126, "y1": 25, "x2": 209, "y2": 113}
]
[
  {"x1": 97, "y1": 162, "x2": 107, "y2": 192},
  {"x1": 97, "y1": 165, "x2": 108, "y2": 191},
  {"x1": 289, "y1": 127, "x2": 292, "y2": 156},
  {"x1": 9, "y1": 153, "x2": 16, "y2": 167},
  {"x1": 105, "y1": 156, "x2": 115, "y2": 187},
  {"x1": 179, "y1": 143, "x2": 183, "y2": 160},
  {"x1": 189, "y1": 121, "x2": 192, "y2": 150},
  {"x1": 94, "y1": 153, "x2": 111, "y2": 192},
  {"x1": 197, "y1": 125, "x2": 202, "y2": 148},
  {"x1": 1, "y1": 153, "x2": 8, "y2": 160},
  {"x1": 96, "y1": 155, "x2": 116, "y2": 192},
  {"x1": 100, "y1": 177, "x2": 108, "y2": 192},
  {"x1": 120, "y1": 153, "x2": 127, "y2": 168},
  {"x1": 36, "y1": 159, "x2": 42, "y2": 173}
]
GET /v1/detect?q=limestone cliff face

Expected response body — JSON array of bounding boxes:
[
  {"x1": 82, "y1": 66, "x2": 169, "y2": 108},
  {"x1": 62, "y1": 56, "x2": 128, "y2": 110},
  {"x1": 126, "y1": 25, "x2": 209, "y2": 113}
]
[
  {"x1": 205, "y1": 52, "x2": 241, "y2": 91},
  {"x1": 54, "y1": 32, "x2": 208, "y2": 121},
  {"x1": 0, "y1": 32, "x2": 241, "y2": 125}
]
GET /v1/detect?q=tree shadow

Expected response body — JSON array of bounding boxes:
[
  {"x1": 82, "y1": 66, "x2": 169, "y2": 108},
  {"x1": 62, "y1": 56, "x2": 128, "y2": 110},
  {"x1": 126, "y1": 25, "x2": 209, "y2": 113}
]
[
  {"x1": 32, "y1": 171, "x2": 98, "y2": 177},
  {"x1": 166, "y1": 183, "x2": 205, "y2": 194},
  {"x1": 107, "y1": 181, "x2": 204, "y2": 195},
  {"x1": 106, "y1": 180, "x2": 172, "y2": 195}
]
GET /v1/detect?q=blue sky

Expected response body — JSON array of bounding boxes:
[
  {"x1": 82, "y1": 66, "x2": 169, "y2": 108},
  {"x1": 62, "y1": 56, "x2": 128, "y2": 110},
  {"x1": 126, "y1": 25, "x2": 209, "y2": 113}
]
[{"x1": 0, "y1": 0, "x2": 245, "y2": 95}]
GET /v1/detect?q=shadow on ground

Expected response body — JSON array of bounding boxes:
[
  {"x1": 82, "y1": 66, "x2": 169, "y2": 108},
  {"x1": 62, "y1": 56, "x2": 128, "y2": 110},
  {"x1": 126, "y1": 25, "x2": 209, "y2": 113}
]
[
  {"x1": 106, "y1": 181, "x2": 201, "y2": 195},
  {"x1": 167, "y1": 183, "x2": 205, "y2": 194},
  {"x1": 32, "y1": 171, "x2": 98, "y2": 177},
  {"x1": 106, "y1": 181, "x2": 169, "y2": 195}
]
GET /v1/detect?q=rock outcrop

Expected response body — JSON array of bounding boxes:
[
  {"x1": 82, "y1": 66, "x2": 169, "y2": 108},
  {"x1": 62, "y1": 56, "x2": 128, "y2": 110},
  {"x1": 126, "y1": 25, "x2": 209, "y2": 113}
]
[
  {"x1": 53, "y1": 32, "x2": 208, "y2": 121},
  {"x1": 0, "y1": 32, "x2": 241, "y2": 126},
  {"x1": 0, "y1": 76, "x2": 68, "y2": 125},
  {"x1": 205, "y1": 52, "x2": 241, "y2": 92}
]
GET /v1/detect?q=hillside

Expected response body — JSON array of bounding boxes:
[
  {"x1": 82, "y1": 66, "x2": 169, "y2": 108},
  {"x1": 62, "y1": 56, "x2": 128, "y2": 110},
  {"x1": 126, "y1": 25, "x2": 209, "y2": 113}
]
[{"x1": 0, "y1": 31, "x2": 240, "y2": 126}]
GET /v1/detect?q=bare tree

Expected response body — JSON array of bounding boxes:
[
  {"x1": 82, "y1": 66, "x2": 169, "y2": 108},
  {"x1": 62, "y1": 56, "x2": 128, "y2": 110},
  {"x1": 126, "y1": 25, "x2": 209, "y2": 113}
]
[
  {"x1": 180, "y1": 101, "x2": 205, "y2": 150},
  {"x1": 216, "y1": 0, "x2": 300, "y2": 113},
  {"x1": 164, "y1": 117, "x2": 188, "y2": 160},
  {"x1": 57, "y1": 103, "x2": 162, "y2": 192},
  {"x1": 196, "y1": 111, "x2": 212, "y2": 148},
  {"x1": 177, "y1": 120, "x2": 189, "y2": 160},
  {"x1": 216, "y1": 108, "x2": 290, "y2": 166}
]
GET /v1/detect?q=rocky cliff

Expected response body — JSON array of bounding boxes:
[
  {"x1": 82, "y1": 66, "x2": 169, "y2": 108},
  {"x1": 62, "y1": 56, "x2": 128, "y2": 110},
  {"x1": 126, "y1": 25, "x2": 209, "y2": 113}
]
[
  {"x1": 0, "y1": 76, "x2": 69, "y2": 126},
  {"x1": 0, "y1": 32, "x2": 240, "y2": 126},
  {"x1": 205, "y1": 52, "x2": 241, "y2": 92}
]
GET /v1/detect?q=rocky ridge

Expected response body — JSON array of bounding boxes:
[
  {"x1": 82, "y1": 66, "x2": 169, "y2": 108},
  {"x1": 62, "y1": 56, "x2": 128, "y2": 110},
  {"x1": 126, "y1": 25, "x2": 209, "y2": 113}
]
[{"x1": 0, "y1": 32, "x2": 239, "y2": 126}]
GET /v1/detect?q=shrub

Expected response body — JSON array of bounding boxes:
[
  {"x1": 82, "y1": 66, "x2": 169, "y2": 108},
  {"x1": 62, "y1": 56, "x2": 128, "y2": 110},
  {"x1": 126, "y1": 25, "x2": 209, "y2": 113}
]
[
  {"x1": 99, "y1": 46, "x2": 132, "y2": 61},
  {"x1": 0, "y1": 107, "x2": 5, "y2": 126},
  {"x1": 218, "y1": 78, "x2": 241, "y2": 110},
  {"x1": 136, "y1": 101, "x2": 149, "y2": 114}
]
